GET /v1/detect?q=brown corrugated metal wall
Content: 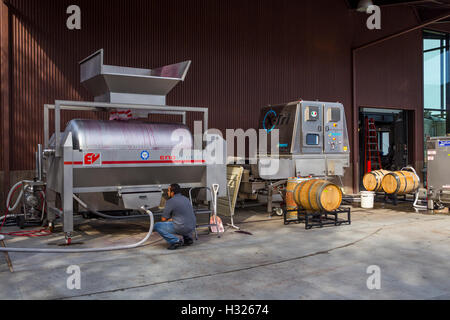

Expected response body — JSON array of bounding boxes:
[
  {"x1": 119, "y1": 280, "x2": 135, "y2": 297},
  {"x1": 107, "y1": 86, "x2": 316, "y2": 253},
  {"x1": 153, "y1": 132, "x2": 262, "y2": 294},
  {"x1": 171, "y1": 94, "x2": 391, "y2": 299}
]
[
  {"x1": 0, "y1": 0, "x2": 444, "y2": 194},
  {"x1": 4, "y1": 0, "x2": 354, "y2": 170}
]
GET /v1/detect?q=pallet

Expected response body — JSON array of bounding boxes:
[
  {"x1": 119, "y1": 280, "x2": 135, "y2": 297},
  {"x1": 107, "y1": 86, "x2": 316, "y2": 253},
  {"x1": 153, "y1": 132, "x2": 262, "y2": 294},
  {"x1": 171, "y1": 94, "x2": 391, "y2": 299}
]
[{"x1": 284, "y1": 207, "x2": 351, "y2": 230}]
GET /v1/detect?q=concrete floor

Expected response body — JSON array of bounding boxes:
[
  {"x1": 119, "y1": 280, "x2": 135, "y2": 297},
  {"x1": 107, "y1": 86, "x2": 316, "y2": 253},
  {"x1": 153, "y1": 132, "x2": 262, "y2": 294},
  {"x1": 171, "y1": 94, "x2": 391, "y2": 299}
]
[{"x1": 0, "y1": 201, "x2": 449, "y2": 300}]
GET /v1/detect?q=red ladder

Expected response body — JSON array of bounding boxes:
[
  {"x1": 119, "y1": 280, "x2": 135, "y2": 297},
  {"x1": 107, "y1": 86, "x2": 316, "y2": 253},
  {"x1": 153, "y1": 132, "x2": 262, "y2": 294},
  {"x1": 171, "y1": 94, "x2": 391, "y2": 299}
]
[{"x1": 364, "y1": 117, "x2": 382, "y2": 173}]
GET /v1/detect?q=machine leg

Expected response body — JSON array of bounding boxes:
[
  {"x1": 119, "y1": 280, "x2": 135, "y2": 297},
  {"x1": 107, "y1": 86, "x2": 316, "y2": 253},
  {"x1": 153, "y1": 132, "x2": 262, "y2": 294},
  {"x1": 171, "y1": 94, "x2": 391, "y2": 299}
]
[
  {"x1": 267, "y1": 185, "x2": 273, "y2": 218},
  {"x1": 46, "y1": 189, "x2": 57, "y2": 230},
  {"x1": 65, "y1": 232, "x2": 72, "y2": 245},
  {"x1": 63, "y1": 136, "x2": 74, "y2": 237}
]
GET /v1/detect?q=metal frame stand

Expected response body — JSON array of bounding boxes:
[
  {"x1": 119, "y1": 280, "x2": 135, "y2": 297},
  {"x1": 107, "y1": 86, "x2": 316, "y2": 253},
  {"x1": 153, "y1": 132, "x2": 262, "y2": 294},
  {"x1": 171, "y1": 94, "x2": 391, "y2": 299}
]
[
  {"x1": 284, "y1": 207, "x2": 351, "y2": 230},
  {"x1": 44, "y1": 100, "x2": 210, "y2": 244},
  {"x1": 266, "y1": 180, "x2": 287, "y2": 218},
  {"x1": 376, "y1": 192, "x2": 411, "y2": 206}
]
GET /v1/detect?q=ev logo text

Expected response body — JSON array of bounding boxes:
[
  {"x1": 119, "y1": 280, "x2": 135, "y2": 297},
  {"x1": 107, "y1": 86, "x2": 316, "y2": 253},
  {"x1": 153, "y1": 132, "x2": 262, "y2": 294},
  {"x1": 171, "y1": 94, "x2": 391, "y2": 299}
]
[{"x1": 83, "y1": 153, "x2": 102, "y2": 166}]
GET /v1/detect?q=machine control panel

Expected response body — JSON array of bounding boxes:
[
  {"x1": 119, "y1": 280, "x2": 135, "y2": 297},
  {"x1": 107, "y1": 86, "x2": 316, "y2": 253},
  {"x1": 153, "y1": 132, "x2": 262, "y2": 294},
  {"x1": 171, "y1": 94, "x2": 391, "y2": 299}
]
[
  {"x1": 301, "y1": 104, "x2": 323, "y2": 154},
  {"x1": 259, "y1": 101, "x2": 350, "y2": 156},
  {"x1": 324, "y1": 105, "x2": 346, "y2": 153}
]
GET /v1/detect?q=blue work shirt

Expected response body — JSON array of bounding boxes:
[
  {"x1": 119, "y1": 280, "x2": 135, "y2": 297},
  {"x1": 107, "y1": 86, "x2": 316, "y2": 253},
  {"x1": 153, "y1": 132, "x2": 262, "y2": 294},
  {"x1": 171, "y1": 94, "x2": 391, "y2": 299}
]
[{"x1": 162, "y1": 193, "x2": 196, "y2": 235}]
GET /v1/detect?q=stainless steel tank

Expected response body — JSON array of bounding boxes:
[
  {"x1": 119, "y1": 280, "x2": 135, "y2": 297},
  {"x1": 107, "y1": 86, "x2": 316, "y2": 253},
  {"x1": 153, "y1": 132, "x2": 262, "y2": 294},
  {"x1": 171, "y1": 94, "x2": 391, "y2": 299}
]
[
  {"x1": 426, "y1": 136, "x2": 450, "y2": 204},
  {"x1": 62, "y1": 119, "x2": 193, "y2": 151}
]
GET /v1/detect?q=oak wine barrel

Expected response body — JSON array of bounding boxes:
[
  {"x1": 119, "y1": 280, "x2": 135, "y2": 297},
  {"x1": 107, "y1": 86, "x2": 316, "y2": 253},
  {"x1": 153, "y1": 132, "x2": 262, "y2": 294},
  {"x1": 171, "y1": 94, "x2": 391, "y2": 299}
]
[
  {"x1": 363, "y1": 169, "x2": 390, "y2": 192},
  {"x1": 381, "y1": 170, "x2": 419, "y2": 195},
  {"x1": 293, "y1": 179, "x2": 343, "y2": 212}
]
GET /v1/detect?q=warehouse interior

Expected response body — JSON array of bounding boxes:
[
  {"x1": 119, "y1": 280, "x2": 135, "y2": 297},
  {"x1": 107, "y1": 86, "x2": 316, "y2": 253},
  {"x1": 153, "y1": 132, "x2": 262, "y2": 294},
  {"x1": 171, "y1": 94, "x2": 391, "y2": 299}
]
[{"x1": 0, "y1": 0, "x2": 450, "y2": 301}]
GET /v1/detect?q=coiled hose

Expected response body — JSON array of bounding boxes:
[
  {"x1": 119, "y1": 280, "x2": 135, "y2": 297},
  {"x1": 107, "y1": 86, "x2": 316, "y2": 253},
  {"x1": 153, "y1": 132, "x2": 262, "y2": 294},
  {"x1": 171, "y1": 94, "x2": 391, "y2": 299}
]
[
  {"x1": 0, "y1": 181, "x2": 25, "y2": 222},
  {"x1": 0, "y1": 207, "x2": 154, "y2": 253}
]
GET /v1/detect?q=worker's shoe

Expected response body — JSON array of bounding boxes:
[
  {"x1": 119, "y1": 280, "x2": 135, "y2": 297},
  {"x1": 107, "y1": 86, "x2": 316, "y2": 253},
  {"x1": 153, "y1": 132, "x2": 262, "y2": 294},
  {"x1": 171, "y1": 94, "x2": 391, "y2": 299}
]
[
  {"x1": 183, "y1": 237, "x2": 194, "y2": 246},
  {"x1": 167, "y1": 241, "x2": 182, "y2": 250}
]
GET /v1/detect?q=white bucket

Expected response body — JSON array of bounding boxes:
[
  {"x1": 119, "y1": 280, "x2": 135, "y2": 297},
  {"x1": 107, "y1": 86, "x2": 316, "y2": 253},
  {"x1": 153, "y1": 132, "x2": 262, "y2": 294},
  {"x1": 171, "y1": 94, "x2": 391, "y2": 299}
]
[{"x1": 360, "y1": 191, "x2": 375, "y2": 209}]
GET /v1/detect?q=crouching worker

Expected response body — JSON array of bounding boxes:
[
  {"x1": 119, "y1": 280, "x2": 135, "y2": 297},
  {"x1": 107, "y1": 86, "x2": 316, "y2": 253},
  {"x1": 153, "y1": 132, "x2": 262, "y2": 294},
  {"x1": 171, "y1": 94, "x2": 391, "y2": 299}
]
[{"x1": 154, "y1": 184, "x2": 197, "y2": 250}]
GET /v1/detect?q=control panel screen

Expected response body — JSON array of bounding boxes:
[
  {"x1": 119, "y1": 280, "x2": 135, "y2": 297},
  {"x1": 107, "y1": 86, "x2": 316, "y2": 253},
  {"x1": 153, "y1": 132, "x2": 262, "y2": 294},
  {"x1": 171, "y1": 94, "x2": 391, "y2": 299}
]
[
  {"x1": 328, "y1": 108, "x2": 341, "y2": 122},
  {"x1": 306, "y1": 134, "x2": 320, "y2": 145}
]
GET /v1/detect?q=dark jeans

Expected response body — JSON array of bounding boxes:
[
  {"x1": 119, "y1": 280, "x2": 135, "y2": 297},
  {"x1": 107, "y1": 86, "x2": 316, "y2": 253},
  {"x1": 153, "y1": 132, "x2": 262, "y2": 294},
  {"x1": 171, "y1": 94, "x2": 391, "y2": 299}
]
[{"x1": 154, "y1": 222, "x2": 193, "y2": 245}]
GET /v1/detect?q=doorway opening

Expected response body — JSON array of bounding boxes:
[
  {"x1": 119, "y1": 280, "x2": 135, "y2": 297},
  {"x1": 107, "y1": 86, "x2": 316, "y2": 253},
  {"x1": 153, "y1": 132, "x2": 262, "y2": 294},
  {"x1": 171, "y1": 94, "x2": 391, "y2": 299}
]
[{"x1": 359, "y1": 108, "x2": 414, "y2": 189}]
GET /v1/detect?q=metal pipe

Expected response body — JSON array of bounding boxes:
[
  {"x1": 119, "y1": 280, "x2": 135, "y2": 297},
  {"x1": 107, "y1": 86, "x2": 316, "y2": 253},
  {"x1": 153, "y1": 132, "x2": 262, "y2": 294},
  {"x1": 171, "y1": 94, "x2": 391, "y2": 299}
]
[
  {"x1": 354, "y1": 11, "x2": 450, "y2": 52},
  {"x1": 352, "y1": 50, "x2": 358, "y2": 193},
  {"x1": 211, "y1": 184, "x2": 220, "y2": 237},
  {"x1": 36, "y1": 144, "x2": 43, "y2": 181}
]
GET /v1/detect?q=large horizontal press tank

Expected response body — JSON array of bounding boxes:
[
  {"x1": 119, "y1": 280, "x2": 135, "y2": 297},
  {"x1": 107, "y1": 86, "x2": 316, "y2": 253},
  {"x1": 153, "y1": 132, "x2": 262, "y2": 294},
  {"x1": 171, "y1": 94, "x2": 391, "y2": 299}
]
[
  {"x1": 39, "y1": 50, "x2": 226, "y2": 241},
  {"x1": 61, "y1": 119, "x2": 193, "y2": 151}
]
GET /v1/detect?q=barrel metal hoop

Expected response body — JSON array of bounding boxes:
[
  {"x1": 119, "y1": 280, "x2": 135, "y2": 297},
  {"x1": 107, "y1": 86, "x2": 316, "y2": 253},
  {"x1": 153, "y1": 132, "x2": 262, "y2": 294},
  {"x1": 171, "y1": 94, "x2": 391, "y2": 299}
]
[
  {"x1": 398, "y1": 171, "x2": 407, "y2": 194},
  {"x1": 316, "y1": 181, "x2": 330, "y2": 211},
  {"x1": 389, "y1": 173, "x2": 401, "y2": 194},
  {"x1": 307, "y1": 180, "x2": 317, "y2": 210},
  {"x1": 293, "y1": 182, "x2": 303, "y2": 207},
  {"x1": 373, "y1": 171, "x2": 381, "y2": 191}
]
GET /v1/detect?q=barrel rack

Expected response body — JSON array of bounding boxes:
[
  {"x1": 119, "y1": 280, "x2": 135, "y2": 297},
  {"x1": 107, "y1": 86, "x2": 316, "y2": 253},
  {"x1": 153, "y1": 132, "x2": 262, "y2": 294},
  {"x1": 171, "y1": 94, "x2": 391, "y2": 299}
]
[
  {"x1": 377, "y1": 192, "x2": 408, "y2": 206},
  {"x1": 284, "y1": 207, "x2": 351, "y2": 230}
]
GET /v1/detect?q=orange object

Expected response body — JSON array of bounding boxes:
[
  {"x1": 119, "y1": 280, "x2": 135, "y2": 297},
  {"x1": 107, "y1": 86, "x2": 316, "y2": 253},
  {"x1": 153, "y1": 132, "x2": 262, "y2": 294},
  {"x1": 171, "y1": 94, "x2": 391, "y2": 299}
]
[{"x1": 210, "y1": 216, "x2": 224, "y2": 233}]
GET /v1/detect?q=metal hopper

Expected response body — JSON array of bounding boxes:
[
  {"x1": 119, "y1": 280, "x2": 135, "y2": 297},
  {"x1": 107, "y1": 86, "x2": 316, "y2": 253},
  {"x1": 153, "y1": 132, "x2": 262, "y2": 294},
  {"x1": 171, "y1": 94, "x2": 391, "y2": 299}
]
[{"x1": 80, "y1": 49, "x2": 191, "y2": 105}]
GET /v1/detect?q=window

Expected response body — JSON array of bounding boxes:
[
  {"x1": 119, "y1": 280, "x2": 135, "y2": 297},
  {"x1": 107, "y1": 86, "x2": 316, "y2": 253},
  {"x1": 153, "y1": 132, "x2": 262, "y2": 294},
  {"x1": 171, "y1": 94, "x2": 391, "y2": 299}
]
[
  {"x1": 424, "y1": 30, "x2": 448, "y2": 110},
  {"x1": 423, "y1": 30, "x2": 449, "y2": 162},
  {"x1": 378, "y1": 132, "x2": 390, "y2": 156}
]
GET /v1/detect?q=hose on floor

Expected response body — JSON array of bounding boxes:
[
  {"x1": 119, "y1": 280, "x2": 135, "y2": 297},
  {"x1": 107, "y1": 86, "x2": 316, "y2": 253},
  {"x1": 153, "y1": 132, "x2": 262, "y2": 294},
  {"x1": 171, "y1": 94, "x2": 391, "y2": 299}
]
[{"x1": 0, "y1": 207, "x2": 154, "y2": 253}]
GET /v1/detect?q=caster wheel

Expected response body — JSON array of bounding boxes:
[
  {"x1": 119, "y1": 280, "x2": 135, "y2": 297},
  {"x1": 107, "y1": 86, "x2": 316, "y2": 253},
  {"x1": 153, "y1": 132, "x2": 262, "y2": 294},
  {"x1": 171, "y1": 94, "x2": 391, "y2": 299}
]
[{"x1": 273, "y1": 208, "x2": 284, "y2": 216}]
